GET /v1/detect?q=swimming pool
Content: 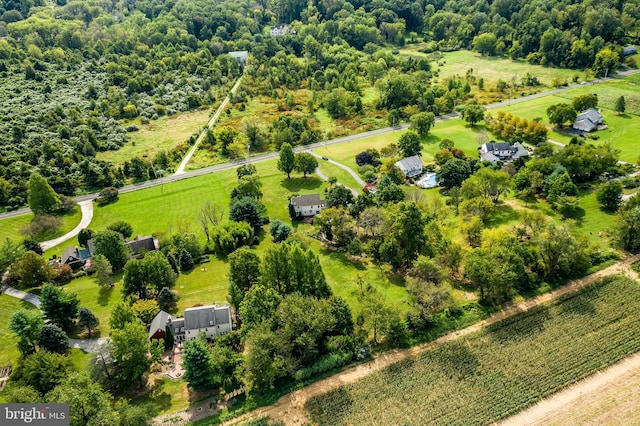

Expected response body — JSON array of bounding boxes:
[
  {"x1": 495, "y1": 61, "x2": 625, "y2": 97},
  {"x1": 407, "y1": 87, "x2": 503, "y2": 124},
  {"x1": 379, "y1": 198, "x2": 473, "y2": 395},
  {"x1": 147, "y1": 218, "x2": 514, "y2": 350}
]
[{"x1": 416, "y1": 173, "x2": 438, "y2": 189}]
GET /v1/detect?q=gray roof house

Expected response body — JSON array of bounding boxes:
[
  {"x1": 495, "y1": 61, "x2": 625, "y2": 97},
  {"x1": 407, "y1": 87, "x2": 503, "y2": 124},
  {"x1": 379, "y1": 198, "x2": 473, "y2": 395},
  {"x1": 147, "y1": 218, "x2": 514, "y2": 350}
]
[
  {"x1": 623, "y1": 45, "x2": 637, "y2": 56},
  {"x1": 573, "y1": 108, "x2": 604, "y2": 132},
  {"x1": 290, "y1": 194, "x2": 326, "y2": 217},
  {"x1": 480, "y1": 142, "x2": 529, "y2": 164},
  {"x1": 150, "y1": 305, "x2": 233, "y2": 344},
  {"x1": 395, "y1": 155, "x2": 423, "y2": 178}
]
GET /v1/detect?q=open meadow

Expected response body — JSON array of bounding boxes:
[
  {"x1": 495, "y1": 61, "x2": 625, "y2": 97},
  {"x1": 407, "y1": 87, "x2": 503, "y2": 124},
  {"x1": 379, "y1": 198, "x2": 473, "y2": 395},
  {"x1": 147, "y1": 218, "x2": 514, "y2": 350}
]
[
  {"x1": 97, "y1": 109, "x2": 212, "y2": 166},
  {"x1": 0, "y1": 293, "x2": 37, "y2": 367},
  {"x1": 306, "y1": 275, "x2": 640, "y2": 426},
  {"x1": 0, "y1": 205, "x2": 81, "y2": 244}
]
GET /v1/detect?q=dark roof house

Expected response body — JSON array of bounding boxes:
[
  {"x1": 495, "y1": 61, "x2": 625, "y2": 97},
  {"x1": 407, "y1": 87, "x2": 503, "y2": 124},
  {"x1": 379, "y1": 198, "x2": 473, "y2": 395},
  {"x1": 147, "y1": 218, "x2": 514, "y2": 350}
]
[
  {"x1": 480, "y1": 142, "x2": 529, "y2": 164},
  {"x1": 573, "y1": 108, "x2": 604, "y2": 132},
  {"x1": 125, "y1": 236, "x2": 159, "y2": 255},
  {"x1": 60, "y1": 246, "x2": 91, "y2": 268}
]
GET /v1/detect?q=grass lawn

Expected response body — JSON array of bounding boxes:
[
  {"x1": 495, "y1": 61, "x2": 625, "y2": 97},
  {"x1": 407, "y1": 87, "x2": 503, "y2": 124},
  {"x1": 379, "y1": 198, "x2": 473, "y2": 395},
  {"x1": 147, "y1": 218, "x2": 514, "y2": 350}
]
[
  {"x1": 0, "y1": 205, "x2": 81, "y2": 244},
  {"x1": 65, "y1": 275, "x2": 123, "y2": 337},
  {"x1": 97, "y1": 109, "x2": 212, "y2": 166},
  {"x1": 0, "y1": 293, "x2": 37, "y2": 367},
  {"x1": 306, "y1": 274, "x2": 640, "y2": 425},
  {"x1": 412, "y1": 48, "x2": 586, "y2": 88},
  {"x1": 314, "y1": 159, "x2": 363, "y2": 191}
]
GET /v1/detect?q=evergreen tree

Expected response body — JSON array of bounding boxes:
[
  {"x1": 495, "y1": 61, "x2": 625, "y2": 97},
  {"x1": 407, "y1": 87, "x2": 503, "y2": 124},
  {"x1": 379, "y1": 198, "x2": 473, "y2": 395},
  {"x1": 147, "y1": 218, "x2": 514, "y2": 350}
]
[
  {"x1": 615, "y1": 95, "x2": 626, "y2": 114},
  {"x1": 38, "y1": 324, "x2": 68, "y2": 353},
  {"x1": 78, "y1": 307, "x2": 99, "y2": 337},
  {"x1": 182, "y1": 339, "x2": 215, "y2": 390},
  {"x1": 40, "y1": 283, "x2": 80, "y2": 331}
]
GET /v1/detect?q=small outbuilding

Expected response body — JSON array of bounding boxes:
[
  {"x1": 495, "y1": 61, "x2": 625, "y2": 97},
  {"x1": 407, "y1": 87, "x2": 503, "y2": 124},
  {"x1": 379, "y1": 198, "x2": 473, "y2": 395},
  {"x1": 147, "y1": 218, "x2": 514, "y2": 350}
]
[{"x1": 623, "y1": 45, "x2": 637, "y2": 56}]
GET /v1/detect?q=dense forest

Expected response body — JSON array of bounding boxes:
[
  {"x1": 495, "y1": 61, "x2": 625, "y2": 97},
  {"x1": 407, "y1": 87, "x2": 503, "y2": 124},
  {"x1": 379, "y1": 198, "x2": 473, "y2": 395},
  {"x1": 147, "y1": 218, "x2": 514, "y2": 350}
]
[{"x1": 0, "y1": 0, "x2": 638, "y2": 209}]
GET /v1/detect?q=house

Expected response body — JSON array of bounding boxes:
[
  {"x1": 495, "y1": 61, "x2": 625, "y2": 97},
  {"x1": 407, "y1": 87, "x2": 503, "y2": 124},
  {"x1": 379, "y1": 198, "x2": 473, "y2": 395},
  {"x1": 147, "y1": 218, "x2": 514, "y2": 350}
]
[
  {"x1": 148, "y1": 310, "x2": 172, "y2": 340},
  {"x1": 229, "y1": 50, "x2": 248, "y2": 64},
  {"x1": 125, "y1": 236, "x2": 159, "y2": 256},
  {"x1": 395, "y1": 155, "x2": 423, "y2": 178},
  {"x1": 149, "y1": 305, "x2": 233, "y2": 344},
  {"x1": 480, "y1": 142, "x2": 529, "y2": 164},
  {"x1": 60, "y1": 246, "x2": 91, "y2": 269},
  {"x1": 270, "y1": 25, "x2": 291, "y2": 37},
  {"x1": 623, "y1": 45, "x2": 637, "y2": 56},
  {"x1": 290, "y1": 194, "x2": 326, "y2": 217},
  {"x1": 573, "y1": 108, "x2": 604, "y2": 132}
]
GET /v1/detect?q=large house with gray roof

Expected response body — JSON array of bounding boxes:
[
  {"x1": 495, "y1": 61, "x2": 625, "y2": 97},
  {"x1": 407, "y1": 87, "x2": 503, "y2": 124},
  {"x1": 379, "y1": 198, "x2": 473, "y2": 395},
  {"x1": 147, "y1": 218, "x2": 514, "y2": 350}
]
[
  {"x1": 149, "y1": 305, "x2": 233, "y2": 344},
  {"x1": 480, "y1": 142, "x2": 529, "y2": 164},
  {"x1": 395, "y1": 155, "x2": 423, "y2": 178},
  {"x1": 573, "y1": 108, "x2": 604, "y2": 132},
  {"x1": 290, "y1": 194, "x2": 326, "y2": 218}
]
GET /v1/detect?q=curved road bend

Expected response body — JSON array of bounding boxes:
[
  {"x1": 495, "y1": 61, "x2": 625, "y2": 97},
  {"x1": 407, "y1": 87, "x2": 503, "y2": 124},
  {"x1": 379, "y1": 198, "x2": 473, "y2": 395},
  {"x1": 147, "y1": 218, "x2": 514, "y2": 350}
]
[
  {"x1": 2, "y1": 68, "x2": 639, "y2": 221},
  {"x1": 40, "y1": 200, "x2": 94, "y2": 251}
]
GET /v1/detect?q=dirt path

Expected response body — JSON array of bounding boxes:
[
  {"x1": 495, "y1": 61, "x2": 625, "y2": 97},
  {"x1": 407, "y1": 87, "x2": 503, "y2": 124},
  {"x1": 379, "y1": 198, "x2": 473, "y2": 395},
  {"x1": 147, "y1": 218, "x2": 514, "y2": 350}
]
[
  {"x1": 223, "y1": 254, "x2": 640, "y2": 426},
  {"x1": 499, "y1": 351, "x2": 640, "y2": 426}
]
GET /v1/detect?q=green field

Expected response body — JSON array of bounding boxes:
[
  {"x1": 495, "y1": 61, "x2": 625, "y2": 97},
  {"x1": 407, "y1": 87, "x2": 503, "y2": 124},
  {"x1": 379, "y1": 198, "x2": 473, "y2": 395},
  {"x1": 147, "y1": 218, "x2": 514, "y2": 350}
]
[
  {"x1": 0, "y1": 293, "x2": 37, "y2": 367},
  {"x1": 97, "y1": 109, "x2": 212, "y2": 166},
  {"x1": 398, "y1": 47, "x2": 584, "y2": 88},
  {"x1": 0, "y1": 205, "x2": 81, "y2": 246},
  {"x1": 306, "y1": 275, "x2": 640, "y2": 425},
  {"x1": 65, "y1": 275, "x2": 123, "y2": 337}
]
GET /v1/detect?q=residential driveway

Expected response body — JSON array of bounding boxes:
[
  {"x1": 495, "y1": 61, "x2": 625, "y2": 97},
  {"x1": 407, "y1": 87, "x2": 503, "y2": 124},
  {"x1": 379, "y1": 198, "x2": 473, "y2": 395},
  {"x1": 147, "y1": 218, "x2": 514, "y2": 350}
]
[
  {"x1": 68, "y1": 337, "x2": 108, "y2": 354},
  {"x1": 40, "y1": 200, "x2": 94, "y2": 251},
  {"x1": 308, "y1": 151, "x2": 367, "y2": 187},
  {"x1": 1, "y1": 284, "x2": 41, "y2": 308},
  {"x1": 314, "y1": 167, "x2": 359, "y2": 197}
]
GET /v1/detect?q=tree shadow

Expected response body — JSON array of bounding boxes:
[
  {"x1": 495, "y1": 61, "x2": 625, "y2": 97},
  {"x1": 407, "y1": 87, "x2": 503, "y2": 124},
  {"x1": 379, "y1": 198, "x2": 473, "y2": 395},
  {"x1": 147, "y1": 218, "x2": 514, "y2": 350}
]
[
  {"x1": 98, "y1": 285, "x2": 114, "y2": 307},
  {"x1": 487, "y1": 305, "x2": 551, "y2": 344},
  {"x1": 484, "y1": 205, "x2": 519, "y2": 228},
  {"x1": 320, "y1": 247, "x2": 367, "y2": 271},
  {"x1": 423, "y1": 134, "x2": 441, "y2": 145},
  {"x1": 430, "y1": 340, "x2": 480, "y2": 380},
  {"x1": 279, "y1": 177, "x2": 323, "y2": 192}
]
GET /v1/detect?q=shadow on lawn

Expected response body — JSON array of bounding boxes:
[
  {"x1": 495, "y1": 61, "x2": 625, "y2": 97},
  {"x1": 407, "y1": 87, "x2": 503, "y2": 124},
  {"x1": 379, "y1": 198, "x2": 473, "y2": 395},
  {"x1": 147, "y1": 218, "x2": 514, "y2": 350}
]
[
  {"x1": 98, "y1": 286, "x2": 114, "y2": 307},
  {"x1": 320, "y1": 247, "x2": 366, "y2": 271},
  {"x1": 279, "y1": 176, "x2": 323, "y2": 192},
  {"x1": 484, "y1": 204, "x2": 519, "y2": 228}
]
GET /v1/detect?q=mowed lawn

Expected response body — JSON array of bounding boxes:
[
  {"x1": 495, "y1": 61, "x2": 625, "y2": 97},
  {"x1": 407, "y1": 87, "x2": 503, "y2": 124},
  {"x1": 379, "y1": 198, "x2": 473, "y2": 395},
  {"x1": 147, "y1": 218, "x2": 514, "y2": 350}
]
[
  {"x1": 0, "y1": 293, "x2": 38, "y2": 367},
  {"x1": 97, "y1": 109, "x2": 212, "y2": 166},
  {"x1": 0, "y1": 205, "x2": 82, "y2": 244},
  {"x1": 306, "y1": 275, "x2": 640, "y2": 426}
]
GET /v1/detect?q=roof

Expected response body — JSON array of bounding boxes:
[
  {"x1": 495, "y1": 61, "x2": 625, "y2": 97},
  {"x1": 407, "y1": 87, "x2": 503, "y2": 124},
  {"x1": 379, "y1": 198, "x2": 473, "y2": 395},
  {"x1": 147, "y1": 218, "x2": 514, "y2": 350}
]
[
  {"x1": 148, "y1": 310, "x2": 170, "y2": 339},
  {"x1": 183, "y1": 305, "x2": 231, "y2": 330},
  {"x1": 576, "y1": 108, "x2": 603, "y2": 124},
  {"x1": 512, "y1": 142, "x2": 530, "y2": 159},
  {"x1": 290, "y1": 194, "x2": 323, "y2": 207},
  {"x1": 623, "y1": 46, "x2": 637, "y2": 55},
  {"x1": 125, "y1": 236, "x2": 158, "y2": 254},
  {"x1": 395, "y1": 155, "x2": 423, "y2": 172},
  {"x1": 484, "y1": 142, "x2": 512, "y2": 152},
  {"x1": 229, "y1": 51, "x2": 248, "y2": 61},
  {"x1": 481, "y1": 151, "x2": 501, "y2": 164},
  {"x1": 61, "y1": 246, "x2": 91, "y2": 263}
]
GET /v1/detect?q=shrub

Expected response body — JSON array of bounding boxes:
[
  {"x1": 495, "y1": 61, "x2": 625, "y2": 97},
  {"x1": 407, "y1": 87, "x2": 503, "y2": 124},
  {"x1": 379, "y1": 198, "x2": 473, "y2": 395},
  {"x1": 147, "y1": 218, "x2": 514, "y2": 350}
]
[{"x1": 95, "y1": 187, "x2": 118, "y2": 205}]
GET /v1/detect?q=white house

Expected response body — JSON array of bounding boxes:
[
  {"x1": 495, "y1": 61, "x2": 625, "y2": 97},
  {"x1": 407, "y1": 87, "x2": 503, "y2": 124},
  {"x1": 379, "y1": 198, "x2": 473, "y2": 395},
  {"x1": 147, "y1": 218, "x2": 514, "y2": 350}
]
[
  {"x1": 229, "y1": 50, "x2": 248, "y2": 64},
  {"x1": 270, "y1": 25, "x2": 291, "y2": 36},
  {"x1": 395, "y1": 155, "x2": 423, "y2": 178},
  {"x1": 290, "y1": 194, "x2": 326, "y2": 217},
  {"x1": 480, "y1": 142, "x2": 529, "y2": 164},
  {"x1": 573, "y1": 108, "x2": 604, "y2": 132}
]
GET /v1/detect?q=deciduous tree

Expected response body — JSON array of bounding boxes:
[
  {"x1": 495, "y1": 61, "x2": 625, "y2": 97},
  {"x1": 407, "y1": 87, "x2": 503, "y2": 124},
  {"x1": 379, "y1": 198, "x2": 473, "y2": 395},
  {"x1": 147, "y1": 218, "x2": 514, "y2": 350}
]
[
  {"x1": 27, "y1": 174, "x2": 60, "y2": 215},
  {"x1": 596, "y1": 181, "x2": 623, "y2": 211},
  {"x1": 277, "y1": 143, "x2": 295, "y2": 179},
  {"x1": 92, "y1": 230, "x2": 129, "y2": 271},
  {"x1": 183, "y1": 339, "x2": 215, "y2": 390},
  {"x1": 10, "y1": 309, "x2": 43, "y2": 356},
  {"x1": 398, "y1": 131, "x2": 422, "y2": 157},
  {"x1": 294, "y1": 152, "x2": 318, "y2": 177}
]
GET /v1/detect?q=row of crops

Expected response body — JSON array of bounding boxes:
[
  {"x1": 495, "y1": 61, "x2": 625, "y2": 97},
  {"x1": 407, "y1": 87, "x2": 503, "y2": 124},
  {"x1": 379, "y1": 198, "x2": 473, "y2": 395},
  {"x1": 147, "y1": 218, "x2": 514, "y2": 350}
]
[{"x1": 306, "y1": 275, "x2": 640, "y2": 425}]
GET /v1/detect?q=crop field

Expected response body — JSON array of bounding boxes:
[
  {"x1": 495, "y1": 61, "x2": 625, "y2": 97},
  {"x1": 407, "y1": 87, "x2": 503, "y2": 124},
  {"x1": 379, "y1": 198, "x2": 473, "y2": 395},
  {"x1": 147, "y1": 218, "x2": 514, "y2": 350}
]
[
  {"x1": 556, "y1": 73, "x2": 640, "y2": 116},
  {"x1": 97, "y1": 109, "x2": 212, "y2": 166},
  {"x1": 306, "y1": 275, "x2": 640, "y2": 426}
]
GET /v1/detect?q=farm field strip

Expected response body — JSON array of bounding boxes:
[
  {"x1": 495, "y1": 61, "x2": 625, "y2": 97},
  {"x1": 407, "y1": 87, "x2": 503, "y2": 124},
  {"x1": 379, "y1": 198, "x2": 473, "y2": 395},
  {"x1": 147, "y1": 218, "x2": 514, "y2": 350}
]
[{"x1": 305, "y1": 273, "x2": 640, "y2": 426}]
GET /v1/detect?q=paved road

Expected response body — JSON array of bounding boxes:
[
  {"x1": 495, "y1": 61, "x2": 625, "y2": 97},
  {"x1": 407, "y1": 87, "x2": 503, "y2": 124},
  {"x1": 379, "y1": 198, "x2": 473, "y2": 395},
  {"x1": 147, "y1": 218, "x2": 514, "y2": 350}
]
[
  {"x1": 313, "y1": 167, "x2": 359, "y2": 197},
  {"x1": 175, "y1": 76, "x2": 244, "y2": 175},
  {"x1": 1, "y1": 282, "x2": 107, "y2": 353},
  {"x1": 40, "y1": 200, "x2": 93, "y2": 250},
  {"x1": 3, "y1": 68, "x2": 640, "y2": 222}
]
